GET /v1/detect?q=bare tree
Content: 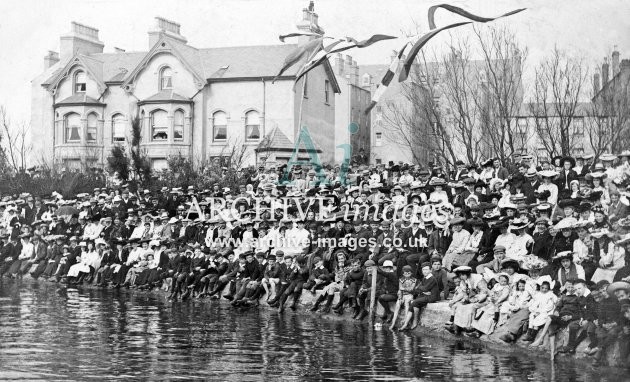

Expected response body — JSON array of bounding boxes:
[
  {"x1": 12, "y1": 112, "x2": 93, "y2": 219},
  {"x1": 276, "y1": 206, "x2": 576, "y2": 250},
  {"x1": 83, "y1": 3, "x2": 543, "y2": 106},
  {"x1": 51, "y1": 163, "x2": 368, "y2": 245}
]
[
  {"x1": 380, "y1": 27, "x2": 526, "y2": 169},
  {"x1": 529, "y1": 47, "x2": 588, "y2": 157},
  {"x1": 586, "y1": 70, "x2": 630, "y2": 159},
  {"x1": 0, "y1": 106, "x2": 32, "y2": 173},
  {"x1": 473, "y1": 26, "x2": 529, "y2": 162}
]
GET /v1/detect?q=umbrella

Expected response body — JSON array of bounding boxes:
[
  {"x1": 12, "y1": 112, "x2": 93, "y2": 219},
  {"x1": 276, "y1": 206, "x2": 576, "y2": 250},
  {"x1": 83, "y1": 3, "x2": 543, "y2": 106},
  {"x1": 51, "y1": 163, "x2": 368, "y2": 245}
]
[{"x1": 55, "y1": 206, "x2": 79, "y2": 216}]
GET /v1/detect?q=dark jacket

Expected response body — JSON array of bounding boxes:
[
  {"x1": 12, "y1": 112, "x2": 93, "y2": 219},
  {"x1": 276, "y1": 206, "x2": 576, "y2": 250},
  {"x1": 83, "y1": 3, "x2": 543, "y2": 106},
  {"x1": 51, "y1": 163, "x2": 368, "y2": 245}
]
[{"x1": 416, "y1": 274, "x2": 440, "y2": 302}]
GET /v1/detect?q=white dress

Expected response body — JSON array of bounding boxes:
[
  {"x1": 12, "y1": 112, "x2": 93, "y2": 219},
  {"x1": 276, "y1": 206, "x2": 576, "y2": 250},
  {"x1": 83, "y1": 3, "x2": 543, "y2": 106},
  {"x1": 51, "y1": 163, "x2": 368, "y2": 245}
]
[
  {"x1": 527, "y1": 291, "x2": 557, "y2": 328},
  {"x1": 591, "y1": 244, "x2": 625, "y2": 283}
]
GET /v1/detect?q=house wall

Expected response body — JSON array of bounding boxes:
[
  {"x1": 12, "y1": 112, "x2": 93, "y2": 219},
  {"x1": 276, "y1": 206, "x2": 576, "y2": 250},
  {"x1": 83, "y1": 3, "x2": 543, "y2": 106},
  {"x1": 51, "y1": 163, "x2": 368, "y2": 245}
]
[
  {"x1": 204, "y1": 79, "x2": 296, "y2": 167},
  {"x1": 293, "y1": 65, "x2": 336, "y2": 165}
]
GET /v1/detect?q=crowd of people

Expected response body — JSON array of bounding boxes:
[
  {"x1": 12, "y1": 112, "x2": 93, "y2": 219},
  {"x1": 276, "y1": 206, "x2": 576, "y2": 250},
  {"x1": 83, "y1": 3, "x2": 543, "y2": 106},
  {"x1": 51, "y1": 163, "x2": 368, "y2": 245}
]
[{"x1": 1, "y1": 151, "x2": 630, "y2": 367}]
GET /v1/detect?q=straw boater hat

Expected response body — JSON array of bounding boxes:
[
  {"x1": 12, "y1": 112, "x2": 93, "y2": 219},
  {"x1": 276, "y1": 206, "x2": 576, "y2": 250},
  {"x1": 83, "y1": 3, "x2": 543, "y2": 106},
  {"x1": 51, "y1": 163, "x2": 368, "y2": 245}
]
[
  {"x1": 525, "y1": 168, "x2": 538, "y2": 178},
  {"x1": 453, "y1": 265, "x2": 472, "y2": 274}
]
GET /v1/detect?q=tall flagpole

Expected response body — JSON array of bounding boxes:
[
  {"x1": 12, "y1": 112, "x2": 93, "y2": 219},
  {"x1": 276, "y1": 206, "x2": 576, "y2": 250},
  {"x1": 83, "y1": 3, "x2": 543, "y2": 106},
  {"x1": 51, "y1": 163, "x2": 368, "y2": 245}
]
[{"x1": 297, "y1": 74, "x2": 306, "y2": 132}]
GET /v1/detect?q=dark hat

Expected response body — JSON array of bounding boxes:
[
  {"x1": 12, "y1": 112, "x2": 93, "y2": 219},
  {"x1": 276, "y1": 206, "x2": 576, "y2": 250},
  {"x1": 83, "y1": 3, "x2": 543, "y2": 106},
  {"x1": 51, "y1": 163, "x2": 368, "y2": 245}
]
[
  {"x1": 500, "y1": 259, "x2": 520, "y2": 271},
  {"x1": 558, "y1": 199, "x2": 579, "y2": 209},
  {"x1": 561, "y1": 156, "x2": 576, "y2": 168}
]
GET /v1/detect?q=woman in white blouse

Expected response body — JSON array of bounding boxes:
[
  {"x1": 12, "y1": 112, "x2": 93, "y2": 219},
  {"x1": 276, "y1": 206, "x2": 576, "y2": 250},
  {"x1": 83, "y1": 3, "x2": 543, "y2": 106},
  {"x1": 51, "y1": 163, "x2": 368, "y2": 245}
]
[{"x1": 537, "y1": 170, "x2": 559, "y2": 206}]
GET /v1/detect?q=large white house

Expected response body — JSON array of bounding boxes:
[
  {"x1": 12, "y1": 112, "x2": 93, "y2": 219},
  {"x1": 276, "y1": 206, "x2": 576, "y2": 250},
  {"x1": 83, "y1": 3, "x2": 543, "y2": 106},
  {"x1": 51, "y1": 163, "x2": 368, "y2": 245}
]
[{"x1": 30, "y1": 9, "x2": 341, "y2": 171}]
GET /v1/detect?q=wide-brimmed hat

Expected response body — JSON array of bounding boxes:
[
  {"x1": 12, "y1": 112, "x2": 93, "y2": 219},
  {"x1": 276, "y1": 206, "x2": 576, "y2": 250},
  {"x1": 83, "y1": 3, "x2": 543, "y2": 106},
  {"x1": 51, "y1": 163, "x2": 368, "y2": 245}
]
[
  {"x1": 450, "y1": 216, "x2": 466, "y2": 226},
  {"x1": 552, "y1": 250, "x2": 573, "y2": 261},
  {"x1": 590, "y1": 228, "x2": 611, "y2": 239},
  {"x1": 509, "y1": 218, "x2": 530, "y2": 231},
  {"x1": 429, "y1": 177, "x2": 446, "y2": 187},
  {"x1": 535, "y1": 275, "x2": 555, "y2": 289},
  {"x1": 539, "y1": 170, "x2": 558, "y2": 178},
  {"x1": 558, "y1": 199, "x2": 580, "y2": 209},
  {"x1": 501, "y1": 259, "x2": 520, "y2": 271},
  {"x1": 521, "y1": 256, "x2": 548, "y2": 271},
  {"x1": 453, "y1": 265, "x2": 472, "y2": 273},
  {"x1": 607, "y1": 281, "x2": 630, "y2": 296},
  {"x1": 554, "y1": 217, "x2": 578, "y2": 230},
  {"x1": 600, "y1": 153, "x2": 617, "y2": 162},
  {"x1": 525, "y1": 168, "x2": 538, "y2": 178}
]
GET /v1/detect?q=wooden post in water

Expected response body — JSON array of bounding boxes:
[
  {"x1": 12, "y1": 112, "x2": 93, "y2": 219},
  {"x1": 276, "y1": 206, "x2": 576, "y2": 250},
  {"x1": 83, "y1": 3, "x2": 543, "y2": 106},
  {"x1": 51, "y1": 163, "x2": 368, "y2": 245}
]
[{"x1": 368, "y1": 265, "x2": 377, "y2": 324}]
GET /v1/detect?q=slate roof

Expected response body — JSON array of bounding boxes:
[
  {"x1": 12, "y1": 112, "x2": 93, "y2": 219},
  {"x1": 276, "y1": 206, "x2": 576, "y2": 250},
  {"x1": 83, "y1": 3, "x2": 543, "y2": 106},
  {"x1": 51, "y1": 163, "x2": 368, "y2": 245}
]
[
  {"x1": 141, "y1": 90, "x2": 191, "y2": 103},
  {"x1": 257, "y1": 127, "x2": 294, "y2": 151},
  {"x1": 54, "y1": 93, "x2": 103, "y2": 105},
  {"x1": 44, "y1": 37, "x2": 303, "y2": 85}
]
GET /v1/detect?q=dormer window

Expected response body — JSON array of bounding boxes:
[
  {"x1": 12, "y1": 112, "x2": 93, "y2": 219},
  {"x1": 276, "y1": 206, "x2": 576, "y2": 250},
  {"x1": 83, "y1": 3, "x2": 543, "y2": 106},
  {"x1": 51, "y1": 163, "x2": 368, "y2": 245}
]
[
  {"x1": 159, "y1": 66, "x2": 173, "y2": 90},
  {"x1": 74, "y1": 71, "x2": 86, "y2": 93}
]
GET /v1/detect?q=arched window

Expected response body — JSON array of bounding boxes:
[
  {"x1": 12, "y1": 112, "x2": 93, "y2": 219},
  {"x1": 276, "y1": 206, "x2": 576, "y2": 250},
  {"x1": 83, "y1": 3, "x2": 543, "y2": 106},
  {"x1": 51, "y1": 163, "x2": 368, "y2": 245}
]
[
  {"x1": 64, "y1": 113, "x2": 81, "y2": 143},
  {"x1": 174, "y1": 109, "x2": 184, "y2": 141},
  {"x1": 112, "y1": 113, "x2": 126, "y2": 142},
  {"x1": 74, "y1": 71, "x2": 86, "y2": 93},
  {"x1": 159, "y1": 66, "x2": 173, "y2": 90},
  {"x1": 86, "y1": 113, "x2": 98, "y2": 142},
  {"x1": 245, "y1": 110, "x2": 260, "y2": 141},
  {"x1": 212, "y1": 111, "x2": 227, "y2": 141},
  {"x1": 150, "y1": 109, "x2": 168, "y2": 141}
]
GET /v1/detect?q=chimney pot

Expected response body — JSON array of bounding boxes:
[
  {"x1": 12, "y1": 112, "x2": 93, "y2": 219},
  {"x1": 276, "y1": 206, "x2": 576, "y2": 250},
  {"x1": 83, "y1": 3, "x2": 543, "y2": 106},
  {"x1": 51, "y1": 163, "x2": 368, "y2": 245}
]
[
  {"x1": 612, "y1": 47, "x2": 620, "y2": 76},
  {"x1": 621, "y1": 59, "x2": 630, "y2": 70},
  {"x1": 149, "y1": 16, "x2": 187, "y2": 48},
  {"x1": 43, "y1": 51, "x2": 60, "y2": 70},
  {"x1": 602, "y1": 58, "x2": 610, "y2": 85},
  {"x1": 593, "y1": 72, "x2": 600, "y2": 94},
  {"x1": 59, "y1": 21, "x2": 104, "y2": 62}
]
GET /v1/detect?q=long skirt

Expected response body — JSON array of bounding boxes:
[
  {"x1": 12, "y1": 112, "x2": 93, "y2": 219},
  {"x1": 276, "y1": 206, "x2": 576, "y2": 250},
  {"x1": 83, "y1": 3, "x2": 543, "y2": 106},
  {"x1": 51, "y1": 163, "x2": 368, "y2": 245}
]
[
  {"x1": 453, "y1": 303, "x2": 476, "y2": 329},
  {"x1": 591, "y1": 268, "x2": 616, "y2": 283},
  {"x1": 7, "y1": 260, "x2": 22, "y2": 274},
  {"x1": 471, "y1": 303, "x2": 498, "y2": 334}
]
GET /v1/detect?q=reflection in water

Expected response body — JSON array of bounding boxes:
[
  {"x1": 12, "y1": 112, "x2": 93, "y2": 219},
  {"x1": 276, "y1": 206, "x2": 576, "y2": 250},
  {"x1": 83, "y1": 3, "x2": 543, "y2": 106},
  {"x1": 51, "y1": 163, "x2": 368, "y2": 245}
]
[{"x1": 0, "y1": 279, "x2": 624, "y2": 381}]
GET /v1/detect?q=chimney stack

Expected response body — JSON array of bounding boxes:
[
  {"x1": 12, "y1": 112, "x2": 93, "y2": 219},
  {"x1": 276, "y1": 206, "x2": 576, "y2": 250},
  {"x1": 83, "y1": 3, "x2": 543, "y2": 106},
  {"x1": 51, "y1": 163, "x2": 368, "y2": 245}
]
[
  {"x1": 621, "y1": 59, "x2": 630, "y2": 71},
  {"x1": 612, "y1": 46, "x2": 620, "y2": 77},
  {"x1": 593, "y1": 72, "x2": 600, "y2": 94},
  {"x1": 43, "y1": 51, "x2": 60, "y2": 70},
  {"x1": 296, "y1": 3, "x2": 324, "y2": 45},
  {"x1": 334, "y1": 53, "x2": 344, "y2": 76},
  {"x1": 148, "y1": 17, "x2": 187, "y2": 48},
  {"x1": 59, "y1": 22, "x2": 104, "y2": 62},
  {"x1": 602, "y1": 57, "x2": 610, "y2": 85}
]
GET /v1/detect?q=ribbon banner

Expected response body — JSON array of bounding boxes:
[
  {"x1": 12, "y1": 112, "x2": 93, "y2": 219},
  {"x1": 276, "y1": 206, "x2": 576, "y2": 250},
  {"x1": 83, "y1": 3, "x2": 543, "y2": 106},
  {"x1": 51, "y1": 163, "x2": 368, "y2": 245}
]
[{"x1": 428, "y1": 4, "x2": 527, "y2": 30}]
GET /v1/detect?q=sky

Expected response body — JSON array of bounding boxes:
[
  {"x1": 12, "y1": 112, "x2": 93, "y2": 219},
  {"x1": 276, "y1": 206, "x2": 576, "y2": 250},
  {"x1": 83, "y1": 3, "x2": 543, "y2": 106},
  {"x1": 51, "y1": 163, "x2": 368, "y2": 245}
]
[{"x1": 0, "y1": 0, "x2": 629, "y2": 124}]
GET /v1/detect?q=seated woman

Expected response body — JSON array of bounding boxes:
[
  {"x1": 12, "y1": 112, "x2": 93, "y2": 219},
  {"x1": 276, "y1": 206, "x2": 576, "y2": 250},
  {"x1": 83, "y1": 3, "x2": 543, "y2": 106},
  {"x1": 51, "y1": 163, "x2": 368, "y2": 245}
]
[
  {"x1": 553, "y1": 251, "x2": 585, "y2": 291},
  {"x1": 506, "y1": 218, "x2": 533, "y2": 264},
  {"x1": 442, "y1": 217, "x2": 471, "y2": 272},
  {"x1": 445, "y1": 266, "x2": 487, "y2": 336},
  {"x1": 468, "y1": 273, "x2": 511, "y2": 338},
  {"x1": 572, "y1": 223, "x2": 597, "y2": 280},
  {"x1": 591, "y1": 229, "x2": 625, "y2": 283},
  {"x1": 66, "y1": 241, "x2": 91, "y2": 284}
]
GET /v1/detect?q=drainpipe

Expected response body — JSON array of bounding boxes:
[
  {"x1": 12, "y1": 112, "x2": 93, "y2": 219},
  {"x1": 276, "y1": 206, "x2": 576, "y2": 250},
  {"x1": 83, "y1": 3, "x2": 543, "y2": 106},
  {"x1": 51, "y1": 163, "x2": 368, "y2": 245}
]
[{"x1": 52, "y1": 93, "x2": 56, "y2": 164}]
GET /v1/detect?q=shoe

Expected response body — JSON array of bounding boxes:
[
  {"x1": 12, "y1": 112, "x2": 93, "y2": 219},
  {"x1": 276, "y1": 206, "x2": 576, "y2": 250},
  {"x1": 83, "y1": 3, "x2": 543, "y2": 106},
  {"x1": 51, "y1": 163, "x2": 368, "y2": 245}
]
[
  {"x1": 500, "y1": 333, "x2": 515, "y2": 343},
  {"x1": 223, "y1": 294, "x2": 234, "y2": 301},
  {"x1": 464, "y1": 331, "x2": 481, "y2": 338},
  {"x1": 356, "y1": 310, "x2": 368, "y2": 321}
]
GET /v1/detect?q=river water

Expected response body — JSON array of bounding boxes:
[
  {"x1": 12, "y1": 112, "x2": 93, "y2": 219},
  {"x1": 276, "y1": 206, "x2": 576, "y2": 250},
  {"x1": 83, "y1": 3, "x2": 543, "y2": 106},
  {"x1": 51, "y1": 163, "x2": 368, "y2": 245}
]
[{"x1": 0, "y1": 279, "x2": 625, "y2": 381}]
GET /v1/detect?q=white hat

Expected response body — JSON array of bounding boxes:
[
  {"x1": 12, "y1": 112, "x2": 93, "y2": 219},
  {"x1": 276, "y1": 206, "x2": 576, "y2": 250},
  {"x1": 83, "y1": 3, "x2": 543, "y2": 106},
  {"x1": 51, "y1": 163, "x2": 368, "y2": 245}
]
[{"x1": 382, "y1": 260, "x2": 394, "y2": 267}]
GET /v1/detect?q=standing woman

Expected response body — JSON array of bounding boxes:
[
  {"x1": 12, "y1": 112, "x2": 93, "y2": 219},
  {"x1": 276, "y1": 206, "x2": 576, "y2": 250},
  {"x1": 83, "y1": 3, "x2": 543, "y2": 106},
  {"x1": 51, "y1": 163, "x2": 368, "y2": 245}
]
[
  {"x1": 591, "y1": 229, "x2": 625, "y2": 283},
  {"x1": 537, "y1": 170, "x2": 559, "y2": 206},
  {"x1": 588, "y1": 167, "x2": 610, "y2": 207}
]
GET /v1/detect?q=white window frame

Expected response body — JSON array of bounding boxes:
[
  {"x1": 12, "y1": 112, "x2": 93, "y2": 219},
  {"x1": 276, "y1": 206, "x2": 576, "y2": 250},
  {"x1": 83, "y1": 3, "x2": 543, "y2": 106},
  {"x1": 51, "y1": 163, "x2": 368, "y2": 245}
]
[
  {"x1": 64, "y1": 113, "x2": 81, "y2": 143},
  {"x1": 212, "y1": 111, "x2": 228, "y2": 142},
  {"x1": 150, "y1": 109, "x2": 168, "y2": 141}
]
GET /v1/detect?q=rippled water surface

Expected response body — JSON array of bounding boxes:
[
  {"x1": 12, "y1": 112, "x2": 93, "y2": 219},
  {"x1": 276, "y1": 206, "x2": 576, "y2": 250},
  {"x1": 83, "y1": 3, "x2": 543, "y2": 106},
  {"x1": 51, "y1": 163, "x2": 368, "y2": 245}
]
[{"x1": 0, "y1": 279, "x2": 626, "y2": 381}]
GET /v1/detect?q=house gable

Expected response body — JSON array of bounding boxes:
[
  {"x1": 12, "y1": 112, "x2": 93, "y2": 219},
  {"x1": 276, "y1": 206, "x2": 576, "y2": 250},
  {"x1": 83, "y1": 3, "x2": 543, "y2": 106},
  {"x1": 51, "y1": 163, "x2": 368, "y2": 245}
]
[
  {"x1": 121, "y1": 35, "x2": 206, "y2": 94},
  {"x1": 43, "y1": 54, "x2": 107, "y2": 97}
]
